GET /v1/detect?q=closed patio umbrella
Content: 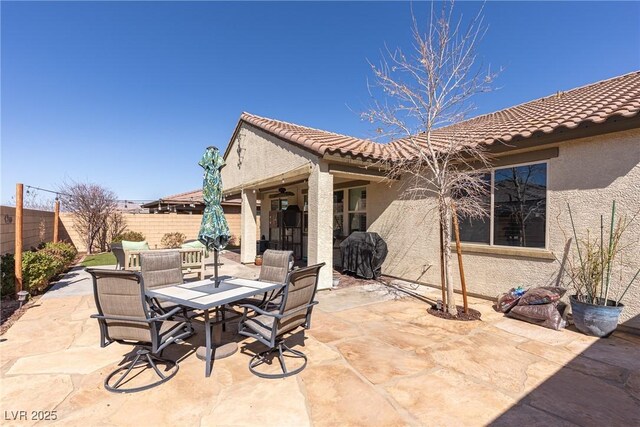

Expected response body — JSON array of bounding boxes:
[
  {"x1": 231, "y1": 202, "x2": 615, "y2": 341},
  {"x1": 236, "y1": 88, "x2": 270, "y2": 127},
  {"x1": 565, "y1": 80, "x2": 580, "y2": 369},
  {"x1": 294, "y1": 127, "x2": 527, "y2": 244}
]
[
  {"x1": 195, "y1": 146, "x2": 237, "y2": 362},
  {"x1": 197, "y1": 146, "x2": 230, "y2": 285}
]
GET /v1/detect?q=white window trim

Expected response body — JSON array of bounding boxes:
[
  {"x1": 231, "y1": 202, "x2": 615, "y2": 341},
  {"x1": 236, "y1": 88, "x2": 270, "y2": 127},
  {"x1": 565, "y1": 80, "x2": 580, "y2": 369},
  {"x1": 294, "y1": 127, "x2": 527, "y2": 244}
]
[
  {"x1": 332, "y1": 189, "x2": 346, "y2": 236},
  {"x1": 333, "y1": 185, "x2": 369, "y2": 235},
  {"x1": 464, "y1": 159, "x2": 549, "y2": 250},
  {"x1": 346, "y1": 186, "x2": 367, "y2": 234}
]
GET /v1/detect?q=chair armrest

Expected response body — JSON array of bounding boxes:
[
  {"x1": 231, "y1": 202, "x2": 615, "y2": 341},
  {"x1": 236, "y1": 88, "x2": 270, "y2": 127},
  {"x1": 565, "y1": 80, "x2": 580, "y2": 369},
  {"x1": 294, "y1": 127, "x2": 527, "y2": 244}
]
[
  {"x1": 149, "y1": 305, "x2": 185, "y2": 322},
  {"x1": 90, "y1": 304, "x2": 184, "y2": 323},
  {"x1": 90, "y1": 314, "x2": 152, "y2": 324},
  {"x1": 239, "y1": 304, "x2": 283, "y2": 319},
  {"x1": 281, "y1": 301, "x2": 318, "y2": 318}
]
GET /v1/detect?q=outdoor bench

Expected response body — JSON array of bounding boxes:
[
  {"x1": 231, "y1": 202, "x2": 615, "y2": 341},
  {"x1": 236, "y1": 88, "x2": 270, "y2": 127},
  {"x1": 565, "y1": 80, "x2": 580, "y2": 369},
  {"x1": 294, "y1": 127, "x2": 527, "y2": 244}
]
[{"x1": 124, "y1": 248, "x2": 206, "y2": 279}]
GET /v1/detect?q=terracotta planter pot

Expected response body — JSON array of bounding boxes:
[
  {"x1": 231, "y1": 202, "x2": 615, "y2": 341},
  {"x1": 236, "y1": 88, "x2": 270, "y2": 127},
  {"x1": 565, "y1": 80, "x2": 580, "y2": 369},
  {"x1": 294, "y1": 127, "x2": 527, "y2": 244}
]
[
  {"x1": 570, "y1": 295, "x2": 623, "y2": 337},
  {"x1": 255, "y1": 256, "x2": 263, "y2": 266}
]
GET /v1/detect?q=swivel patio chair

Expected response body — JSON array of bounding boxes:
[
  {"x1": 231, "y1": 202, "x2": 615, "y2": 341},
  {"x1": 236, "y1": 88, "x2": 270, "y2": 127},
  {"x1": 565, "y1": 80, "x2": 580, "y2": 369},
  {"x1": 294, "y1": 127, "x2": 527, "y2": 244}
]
[
  {"x1": 88, "y1": 269, "x2": 194, "y2": 393},
  {"x1": 236, "y1": 249, "x2": 294, "y2": 309},
  {"x1": 140, "y1": 250, "x2": 191, "y2": 319},
  {"x1": 238, "y1": 262, "x2": 324, "y2": 379}
]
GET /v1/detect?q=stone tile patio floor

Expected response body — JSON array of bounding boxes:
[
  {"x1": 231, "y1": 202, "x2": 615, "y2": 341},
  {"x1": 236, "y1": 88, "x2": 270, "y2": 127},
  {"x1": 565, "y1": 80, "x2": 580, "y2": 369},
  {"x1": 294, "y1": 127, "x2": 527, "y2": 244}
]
[{"x1": 1, "y1": 255, "x2": 639, "y2": 426}]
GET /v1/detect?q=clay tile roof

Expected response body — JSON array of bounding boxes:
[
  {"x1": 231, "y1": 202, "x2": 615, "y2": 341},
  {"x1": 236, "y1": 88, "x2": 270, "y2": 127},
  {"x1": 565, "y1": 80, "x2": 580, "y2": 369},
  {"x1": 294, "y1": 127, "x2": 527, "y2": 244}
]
[
  {"x1": 240, "y1": 112, "x2": 388, "y2": 161},
  {"x1": 239, "y1": 71, "x2": 640, "y2": 161},
  {"x1": 426, "y1": 71, "x2": 640, "y2": 148}
]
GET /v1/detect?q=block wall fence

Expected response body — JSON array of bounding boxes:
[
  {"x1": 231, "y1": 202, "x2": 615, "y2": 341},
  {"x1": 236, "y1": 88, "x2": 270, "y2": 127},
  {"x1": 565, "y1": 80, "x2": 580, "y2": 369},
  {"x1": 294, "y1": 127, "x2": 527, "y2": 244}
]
[
  {"x1": 0, "y1": 206, "x2": 62, "y2": 254},
  {"x1": 59, "y1": 210, "x2": 256, "y2": 253}
]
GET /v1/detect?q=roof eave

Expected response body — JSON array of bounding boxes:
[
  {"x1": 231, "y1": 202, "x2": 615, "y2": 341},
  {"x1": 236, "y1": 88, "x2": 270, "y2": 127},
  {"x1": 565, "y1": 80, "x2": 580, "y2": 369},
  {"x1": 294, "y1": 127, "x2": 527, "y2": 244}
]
[{"x1": 485, "y1": 113, "x2": 640, "y2": 154}]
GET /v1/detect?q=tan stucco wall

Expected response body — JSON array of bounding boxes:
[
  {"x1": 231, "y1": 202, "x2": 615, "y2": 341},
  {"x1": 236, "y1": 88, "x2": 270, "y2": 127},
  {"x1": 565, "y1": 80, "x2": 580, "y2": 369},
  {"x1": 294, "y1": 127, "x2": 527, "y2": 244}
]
[
  {"x1": 368, "y1": 129, "x2": 640, "y2": 328},
  {"x1": 0, "y1": 206, "x2": 62, "y2": 254},
  {"x1": 221, "y1": 123, "x2": 317, "y2": 191}
]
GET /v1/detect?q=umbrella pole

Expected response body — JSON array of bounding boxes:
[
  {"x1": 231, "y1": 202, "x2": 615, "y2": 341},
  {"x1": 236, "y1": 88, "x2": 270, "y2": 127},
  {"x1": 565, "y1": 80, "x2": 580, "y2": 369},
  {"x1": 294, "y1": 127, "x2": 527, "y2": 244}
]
[{"x1": 214, "y1": 249, "x2": 219, "y2": 287}]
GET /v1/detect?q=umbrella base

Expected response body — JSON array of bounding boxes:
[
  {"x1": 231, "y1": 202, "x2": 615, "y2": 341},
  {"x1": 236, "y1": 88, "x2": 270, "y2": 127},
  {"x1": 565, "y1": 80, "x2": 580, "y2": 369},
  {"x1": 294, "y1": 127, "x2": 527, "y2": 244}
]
[{"x1": 196, "y1": 343, "x2": 238, "y2": 361}]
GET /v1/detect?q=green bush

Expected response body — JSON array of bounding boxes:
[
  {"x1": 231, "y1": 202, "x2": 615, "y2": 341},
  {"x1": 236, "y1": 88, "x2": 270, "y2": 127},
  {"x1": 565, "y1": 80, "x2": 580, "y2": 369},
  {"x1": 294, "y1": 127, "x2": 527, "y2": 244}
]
[
  {"x1": 22, "y1": 250, "x2": 65, "y2": 291},
  {"x1": 161, "y1": 232, "x2": 186, "y2": 249},
  {"x1": 1, "y1": 253, "x2": 15, "y2": 297},
  {"x1": 41, "y1": 242, "x2": 77, "y2": 264},
  {"x1": 1, "y1": 242, "x2": 78, "y2": 296},
  {"x1": 112, "y1": 231, "x2": 146, "y2": 243}
]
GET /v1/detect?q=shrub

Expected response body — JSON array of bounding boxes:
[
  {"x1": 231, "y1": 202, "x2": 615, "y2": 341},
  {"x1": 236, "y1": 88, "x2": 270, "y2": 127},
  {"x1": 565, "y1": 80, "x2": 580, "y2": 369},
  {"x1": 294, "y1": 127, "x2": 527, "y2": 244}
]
[
  {"x1": 41, "y1": 242, "x2": 77, "y2": 265},
  {"x1": 112, "y1": 231, "x2": 145, "y2": 243},
  {"x1": 161, "y1": 232, "x2": 186, "y2": 249},
  {"x1": 22, "y1": 250, "x2": 64, "y2": 291},
  {"x1": 1, "y1": 253, "x2": 15, "y2": 297},
  {"x1": 1, "y1": 243, "x2": 78, "y2": 297}
]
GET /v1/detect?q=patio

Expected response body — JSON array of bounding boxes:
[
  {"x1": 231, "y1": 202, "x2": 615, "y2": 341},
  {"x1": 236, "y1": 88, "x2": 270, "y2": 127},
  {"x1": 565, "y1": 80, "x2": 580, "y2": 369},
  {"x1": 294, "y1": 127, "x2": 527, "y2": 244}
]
[{"x1": 1, "y1": 254, "x2": 639, "y2": 426}]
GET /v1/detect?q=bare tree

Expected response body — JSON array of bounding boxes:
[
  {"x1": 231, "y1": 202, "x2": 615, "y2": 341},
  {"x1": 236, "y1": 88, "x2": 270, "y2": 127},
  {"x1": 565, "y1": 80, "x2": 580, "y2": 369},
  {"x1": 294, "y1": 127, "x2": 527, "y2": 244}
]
[
  {"x1": 10, "y1": 191, "x2": 55, "y2": 212},
  {"x1": 58, "y1": 181, "x2": 119, "y2": 254},
  {"x1": 96, "y1": 211, "x2": 128, "y2": 252},
  {"x1": 363, "y1": 1, "x2": 498, "y2": 315}
]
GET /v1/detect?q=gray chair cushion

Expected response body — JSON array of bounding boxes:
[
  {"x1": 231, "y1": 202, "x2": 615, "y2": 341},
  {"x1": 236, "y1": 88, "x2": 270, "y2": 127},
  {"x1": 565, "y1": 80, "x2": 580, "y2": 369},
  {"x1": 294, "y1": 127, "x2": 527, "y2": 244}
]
[
  {"x1": 259, "y1": 250, "x2": 293, "y2": 284},
  {"x1": 243, "y1": 312, "x2": 277, "y2": 338},
  {"x1": 141, "y1": 251, "x2": 184, "y2": 290}
]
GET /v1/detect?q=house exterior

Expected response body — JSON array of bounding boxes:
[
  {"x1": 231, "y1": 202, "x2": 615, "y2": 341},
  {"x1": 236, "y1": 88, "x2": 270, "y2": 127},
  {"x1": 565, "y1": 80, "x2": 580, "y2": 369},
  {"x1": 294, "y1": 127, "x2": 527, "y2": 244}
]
[{"x1": 220, "y1": 71, "x2": 640, "y2": 329}]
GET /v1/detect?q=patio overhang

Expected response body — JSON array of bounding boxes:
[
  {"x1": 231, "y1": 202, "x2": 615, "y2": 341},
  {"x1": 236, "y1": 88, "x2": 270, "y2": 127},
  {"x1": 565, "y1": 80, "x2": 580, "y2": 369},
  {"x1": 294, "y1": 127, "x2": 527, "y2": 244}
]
[
  {"x1": 328, "y1": 163, "x2": 399, "y2": 182},
  {"x1": 223, "y1": 163, "x2": 313, "y2": 197},
  {"x1": 223, "y1": 161, "x2": 398, "y2": 198}
]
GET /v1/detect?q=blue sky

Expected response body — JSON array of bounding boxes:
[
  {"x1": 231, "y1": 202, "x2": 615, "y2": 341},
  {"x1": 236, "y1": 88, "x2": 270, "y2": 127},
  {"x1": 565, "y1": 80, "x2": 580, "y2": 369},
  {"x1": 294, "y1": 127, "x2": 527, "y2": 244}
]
[{"x1": 2, "y1": 1, "x2": 639, "y2": 204}]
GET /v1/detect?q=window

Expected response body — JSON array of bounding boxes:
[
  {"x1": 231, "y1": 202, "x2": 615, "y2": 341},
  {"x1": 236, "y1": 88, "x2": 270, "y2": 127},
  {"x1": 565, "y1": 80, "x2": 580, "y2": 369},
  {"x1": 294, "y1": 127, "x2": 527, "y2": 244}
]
[
  {"x1": 348, "y1": 187, "x2": 367, "y2": 233},
  {"x1": 458, "y1": 163, "x2": 547, "y2": 248},
  {"x1": 457, "y1": 174, "x2": 491, "y2": 244},
  {"x1": 333, "y1": 191, "x2": 344, "y2": 237},
  {"x1": 270, "y1": 199, "x2": 288, "y2": 211},
  {"x1": 303, "y1": 195, "x2": 308, "y2": 234}
]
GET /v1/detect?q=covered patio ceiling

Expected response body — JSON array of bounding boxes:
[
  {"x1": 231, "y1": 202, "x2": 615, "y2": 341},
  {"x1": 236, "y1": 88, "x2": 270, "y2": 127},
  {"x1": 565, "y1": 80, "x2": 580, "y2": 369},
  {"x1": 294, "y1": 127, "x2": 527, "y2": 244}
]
[{"x1": 222, "y1": 161, "x2": 396, "y2": 197}]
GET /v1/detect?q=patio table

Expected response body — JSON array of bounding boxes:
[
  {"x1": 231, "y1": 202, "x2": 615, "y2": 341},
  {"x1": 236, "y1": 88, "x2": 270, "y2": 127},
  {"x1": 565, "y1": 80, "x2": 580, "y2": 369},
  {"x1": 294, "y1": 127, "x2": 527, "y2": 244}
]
[{"x1": 147, "y1": 277, "x2": 283, "y2": 377}]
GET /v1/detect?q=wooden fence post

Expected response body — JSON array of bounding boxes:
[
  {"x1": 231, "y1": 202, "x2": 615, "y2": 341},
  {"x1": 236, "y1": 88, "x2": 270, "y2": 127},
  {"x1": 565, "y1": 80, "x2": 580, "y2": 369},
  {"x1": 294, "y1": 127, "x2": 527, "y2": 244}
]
[
  {"x1": 451, "y1": 202, "x2": 469, "y2": 314},
  {"x1": 53, "y1": 199, "x2": 60, "y2": 243},
  {"x1": 15, "y1": 183, "x2": 23, "y2": 294}
]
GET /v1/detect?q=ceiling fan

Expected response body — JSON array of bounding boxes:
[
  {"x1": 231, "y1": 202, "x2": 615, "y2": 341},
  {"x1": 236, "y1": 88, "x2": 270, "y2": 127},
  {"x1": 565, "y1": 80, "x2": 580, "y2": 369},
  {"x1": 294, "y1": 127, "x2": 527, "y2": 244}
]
[{"x1": 269, "y1": 187, "x2": 295, "y2": 199}]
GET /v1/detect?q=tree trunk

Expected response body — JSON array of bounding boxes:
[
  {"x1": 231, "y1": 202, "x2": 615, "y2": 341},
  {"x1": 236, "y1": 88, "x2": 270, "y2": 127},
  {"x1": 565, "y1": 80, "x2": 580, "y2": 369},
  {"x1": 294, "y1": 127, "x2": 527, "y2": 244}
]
[
  {"x1": 87, "y1": 223, "x2": 93, "y2": 254},
  {"x1": 441, "y1": 201, "x2": 457, "y2": 315}
]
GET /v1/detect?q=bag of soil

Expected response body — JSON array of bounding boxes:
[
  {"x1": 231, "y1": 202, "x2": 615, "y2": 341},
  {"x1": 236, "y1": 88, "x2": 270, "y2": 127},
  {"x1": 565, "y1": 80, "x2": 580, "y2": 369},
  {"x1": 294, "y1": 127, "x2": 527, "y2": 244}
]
[
  {"x1": 496, "y1": 287, "x2": 526, "y2": 313},
  {"x1": 507, "y1": 301, "x2": 567, "y2": 330},
  {"x1": 517, "y1": 286, "x2": 566, "y2": 306}
]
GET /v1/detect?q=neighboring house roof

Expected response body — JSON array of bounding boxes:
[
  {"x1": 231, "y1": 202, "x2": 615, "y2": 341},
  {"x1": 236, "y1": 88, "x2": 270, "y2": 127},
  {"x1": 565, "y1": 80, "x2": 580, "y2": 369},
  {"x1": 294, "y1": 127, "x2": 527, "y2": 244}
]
[
  {"x1": 161, "y1": 189, "x2": 204, "y2": 203},
  {"x1": 141, "y1": 189, "x2": 251, "y2": 208},
  {"x1": 234, "y1": 71, "x2": 640, "y2": 161}
]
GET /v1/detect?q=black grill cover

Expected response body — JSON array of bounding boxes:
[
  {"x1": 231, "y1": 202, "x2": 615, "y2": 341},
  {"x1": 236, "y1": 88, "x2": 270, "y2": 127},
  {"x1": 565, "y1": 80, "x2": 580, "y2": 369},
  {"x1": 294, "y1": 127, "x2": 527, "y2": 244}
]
[{"x1": 339, "y1": 232, "x2": 388, "y2": 279}]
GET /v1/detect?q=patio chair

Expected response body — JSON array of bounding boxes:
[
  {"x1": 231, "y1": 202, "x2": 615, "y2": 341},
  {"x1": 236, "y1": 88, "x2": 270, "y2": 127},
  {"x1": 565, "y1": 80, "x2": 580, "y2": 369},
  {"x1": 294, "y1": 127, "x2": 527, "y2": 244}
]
[
  {"x1": 238, "y1": 262, "x2": 325, "y2": 379},
  {"x1": 140, "y1": 250, "x2": 191, "y2": 319},
  {"x1": 87, "y1": 269, "x2": 194, "y2": 393},
  {"x1": 235, "y1": 249, "x2": 294, "y2": 309},
  {"x1": 111, "y1": 242, "x2": 126, "y2": 270}
]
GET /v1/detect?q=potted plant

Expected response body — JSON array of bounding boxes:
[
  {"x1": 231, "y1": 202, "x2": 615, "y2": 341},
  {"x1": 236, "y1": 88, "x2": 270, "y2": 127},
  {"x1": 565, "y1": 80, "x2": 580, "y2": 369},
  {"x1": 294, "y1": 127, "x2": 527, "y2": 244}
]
[
  {"x1": 332, "y1": 276, "x2": 340, "y2": 288},
  {"x1": 255, "y1": 254, "x2": 263, "y2": 266},
  {"x1": 564, "y1": 201, "x2": 639, "y2": 337}
]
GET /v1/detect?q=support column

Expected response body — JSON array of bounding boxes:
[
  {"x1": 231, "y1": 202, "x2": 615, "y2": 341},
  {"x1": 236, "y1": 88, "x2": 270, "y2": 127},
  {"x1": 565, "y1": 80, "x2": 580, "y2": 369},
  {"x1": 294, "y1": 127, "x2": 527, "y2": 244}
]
[
  {"x1": 240, "y1": 189, "x2": 257, "y2": 264},
  {"x1": 307, "y1": 162, "x2": 333, "y2": 290}
]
